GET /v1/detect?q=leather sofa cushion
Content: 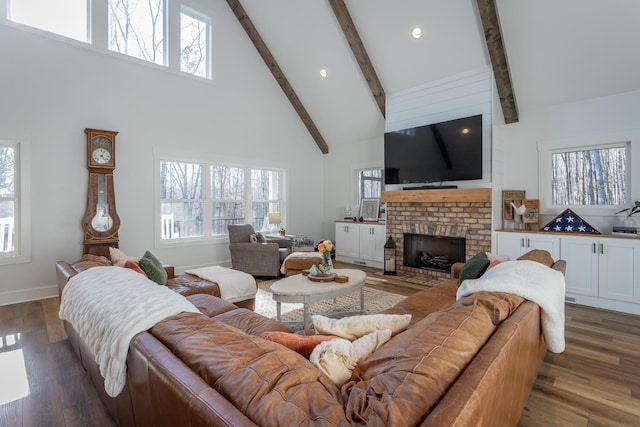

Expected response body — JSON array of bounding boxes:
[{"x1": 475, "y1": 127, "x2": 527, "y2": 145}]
[
  {"x1": 381, "y1": 279, "x2": 459, "y2": 326},
  {"x1": 453, "y1": 291, "x2": 524, "y2": 325},
  {"x1": 517, "y1": 249, "x2": 554, "y2": 267},
  {"x1": 212, "y1": 308, "x2": 292, "y2": 335},
  {"x1": 167, "y1": 273, "x2": 220, "y2": 297},
  {"x1": 343, "y1": 301, "x2": 497, "y2": 426},
  {"x1": 186, "y1": 293, "x2": 237, "y2": 317},
  {"x1": 151, "y1": 313, "x2": 348, "y2": 426},
  {"x1": 71, "y1": 254, "x2": 112, "y2": 272}
]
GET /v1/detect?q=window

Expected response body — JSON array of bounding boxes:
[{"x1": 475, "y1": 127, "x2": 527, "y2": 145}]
[
  {"x1": 7, "y1": 0, "x2": 88, "y2": 42},
  {"x1": 160, "y1": 161, "x2": 203, "y2": 239},
  {"x1": 551, "y1": 145, "x2": 628, "y2": 206},
  {"x1": 0, "y1": 144, "x2": 16, "y2": 255},
  {"x1": 180, "y1": 7, "x2": 210, "y2": 78},
  {"x1": 0, "y1": 138, "x2": 29, "y2": 264},
  {"x1": 108, "y1": 0, "x2": 166, "y2": 65},
  {"x1": 358, "y1": 168, "x2": 383, "y2": 203},
  {"x1": 160, "y1": 159, "x2": 284, "y2": 242}
]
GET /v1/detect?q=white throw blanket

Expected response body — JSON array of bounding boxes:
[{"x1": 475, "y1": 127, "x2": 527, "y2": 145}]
[
  {"x1": 184, "y1": 265, "x2": 256, "y2": 303},
  {"x1": 59, "y1": 266, "x2": 200, "y2": 397},
  {"x1": 456, "y1": 260, "x2": 566, "y2": 353}
]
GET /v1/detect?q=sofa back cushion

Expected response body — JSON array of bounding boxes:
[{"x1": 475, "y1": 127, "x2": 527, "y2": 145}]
[
  {"x1": 151, "y1": 313, "x2": 348, "y2": 426},
  {"x1": 517, "y1": 249, "x2": 555, "y2": 267},
  {"x1": 70, "y1": 254, "x2": 112, "y2": 273},
  {"x1": 343, "y1": 301, "x2": 497, "y2": 426}
]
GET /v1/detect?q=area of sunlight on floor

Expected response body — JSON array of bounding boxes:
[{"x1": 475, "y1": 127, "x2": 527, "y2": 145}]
[{"x1": 0, "y1": 333, "x2": 30, "y2": 405}]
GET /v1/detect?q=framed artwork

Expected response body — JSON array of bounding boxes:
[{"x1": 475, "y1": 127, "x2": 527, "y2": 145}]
[
  {"x1": 523, "y1": 199, "x2": 540, "y2": 230},
  {"x1": 501, "y1": 190, "x2": 526, "y2": 229},
  {"x1": 359, "y1": 198, "x2": 380, "y2": 221}
]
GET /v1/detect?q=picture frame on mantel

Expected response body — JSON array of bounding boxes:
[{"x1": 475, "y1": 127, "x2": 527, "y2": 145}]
[{"x1": 359, "y1": 198, "x2": 380, "y2": 221}]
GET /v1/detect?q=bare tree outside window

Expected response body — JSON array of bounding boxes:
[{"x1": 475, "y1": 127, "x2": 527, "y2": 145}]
[
  {"x1": 359, "y1": 168, "x2": 383, "y2": 203},
  {"x1": 109, "y1": 0, "x2": 165, "y2": 65},
  {"x1": 180, "y1": 10, "x2": 209, "y2": 78},
  {"x1": 0, "y1": 145, "x2": 16, "y2": 253},
  {"x1": 551, "y1": 146, "x2": 627, "y2": 206},
  {"x1": 251, "y1": 169, "x2": 281, "y2": 231},
  {"x1": 212, "y1": 166, "x2": 245, "y2": 235},
  {"x1": 160, "y1": 161, "x2": 203, "y2": 239}
]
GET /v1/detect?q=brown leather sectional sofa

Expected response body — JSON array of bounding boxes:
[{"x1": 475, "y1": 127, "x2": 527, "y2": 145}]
[{"x1": 56, "y1": 251, "x2": 565, "y2": 426}]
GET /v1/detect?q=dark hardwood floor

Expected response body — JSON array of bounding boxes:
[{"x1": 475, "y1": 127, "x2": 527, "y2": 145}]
[{"x1": 1, "y1": 262, "x2": 638, "y2": 426}]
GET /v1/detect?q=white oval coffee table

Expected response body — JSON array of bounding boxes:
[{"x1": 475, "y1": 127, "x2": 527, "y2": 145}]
[{"x1": 269, "y1": 268, "x2": 367, "y2": 332}]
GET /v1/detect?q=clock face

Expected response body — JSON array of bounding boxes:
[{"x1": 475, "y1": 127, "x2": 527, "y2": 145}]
[{"x1": 92, "y1": 148, "x2": 111, "y2": 164}]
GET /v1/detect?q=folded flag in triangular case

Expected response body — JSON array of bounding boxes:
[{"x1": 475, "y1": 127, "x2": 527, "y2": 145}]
[{"x1": 541, "y1": 209, "x2": 600, "y2": 234}]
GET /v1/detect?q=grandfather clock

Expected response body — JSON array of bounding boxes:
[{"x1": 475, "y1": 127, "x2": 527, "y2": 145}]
[{"x1": 81, "y1": 128, "x2": 121, "y2": 257}]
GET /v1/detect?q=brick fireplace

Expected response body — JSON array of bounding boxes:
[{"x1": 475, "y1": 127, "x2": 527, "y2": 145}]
[{"x1": 381, "y1": 188, "x2": 492, "y2": 280}]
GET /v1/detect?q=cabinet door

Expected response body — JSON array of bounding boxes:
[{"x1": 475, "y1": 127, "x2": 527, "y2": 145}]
[
  {"x1": 599, "y1": 238, "x2": 640, "y2": 303},
  {"x1": 496, "y1": 232, "x2": 527, "y2": 260},
  {"x1": 359, "y1": 224, "x2": 385, "y2": 262},
  {"x1": 524, "y1": 234, "x2": 561, "y2": 260},
  {"x1": 335, "y1": 223, "x2": 360, "y2": 258},
  {"x1": 561, "y1": 236, "x2": 599, "y2": 297}
]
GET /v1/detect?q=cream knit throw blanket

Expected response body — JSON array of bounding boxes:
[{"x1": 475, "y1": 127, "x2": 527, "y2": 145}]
[
  {"x1": 457, "y1": 260, "x2": 566, "y2": 353},
  {"x1": 59, "y1": 266, "x2": 199, "y2": 397}
]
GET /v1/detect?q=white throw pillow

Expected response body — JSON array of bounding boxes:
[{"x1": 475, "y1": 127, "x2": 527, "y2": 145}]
[
  {"x1": 311, "y1": 313, "x2": 411, "y2": 340},
  {"x1": 310, "y1": 329, "x2": 392, "y2": 386}
]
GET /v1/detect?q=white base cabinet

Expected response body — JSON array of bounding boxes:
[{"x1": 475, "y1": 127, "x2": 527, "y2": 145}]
[
  {"x1": 496, "y1": 231, "x2": 561, "y2": 261},
  {"x1": 335, "y1": 222, "x2": 384, "y2": 269},
  {"x1": 562, "y1": 236, "x2": 640, "y2": 309},
  {"x1": 496, "y1": 231, "x2": 640, "y2": 315}
]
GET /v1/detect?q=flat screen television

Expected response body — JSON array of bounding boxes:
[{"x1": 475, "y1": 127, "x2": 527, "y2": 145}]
[{"x1": 384, "y1": 114, "x2": 483, "y2": 185}]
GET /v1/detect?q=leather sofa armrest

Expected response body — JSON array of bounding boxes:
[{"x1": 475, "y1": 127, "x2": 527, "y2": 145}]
[
  {"x1": 451, "y1": 262, "x2": 465, "y2": 279},
  {"x1": 551, "y1": 259, "x2": 567, "y2": 276},
  {"x1": 163, "y1": 265, "x2": 175, "y2": 280}
]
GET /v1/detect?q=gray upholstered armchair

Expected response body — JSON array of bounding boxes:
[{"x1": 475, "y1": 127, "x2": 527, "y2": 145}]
[{"x1": 228, "y1": 224, "x2": 291, "y2": 277}]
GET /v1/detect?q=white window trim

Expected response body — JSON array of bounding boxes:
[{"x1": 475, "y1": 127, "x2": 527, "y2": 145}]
[
  {"x1": 538, "y1": 131, "x2": 638, "y2": 217},
  {"x1": 0, "y1": 133, "x2": 31, "y2": 265},
  {"x1": 0, "y1": 0, "x2": 216, "y2": 83},
  {"x1": 153, "y1": 148, "x2": 286, "y2": 249}
]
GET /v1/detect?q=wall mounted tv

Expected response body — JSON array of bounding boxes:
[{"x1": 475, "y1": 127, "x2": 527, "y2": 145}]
[{"x1": 384, "y1": 114, "x2": 483, "y2": 185}]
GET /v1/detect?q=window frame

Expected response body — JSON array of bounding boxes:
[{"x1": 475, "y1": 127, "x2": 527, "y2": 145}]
[
  {"x1": 179, "y1": 5, "x2": 211, "y2": 79},
  {"x1": 538, "y1": 133, "x2": 635, "y2": 217},
  {"x1": 0, "y1": 136, "x2": 31, "y2": 265},
  {"x1": 355, "y1": 167, "x2": 383, "y2": 206},
  {"x1": 155, "y1": 150, "x2": 286, "y2": 248}
]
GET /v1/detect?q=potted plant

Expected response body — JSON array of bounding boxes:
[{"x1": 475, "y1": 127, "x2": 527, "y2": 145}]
[{"x1": 615, "y1": 200, "x2": 640, "y2": 227}]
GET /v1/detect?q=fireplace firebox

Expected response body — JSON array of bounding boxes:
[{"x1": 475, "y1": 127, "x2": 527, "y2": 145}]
[{"x1": 403, "y1": 233, "x2": 465, "y2": 273}]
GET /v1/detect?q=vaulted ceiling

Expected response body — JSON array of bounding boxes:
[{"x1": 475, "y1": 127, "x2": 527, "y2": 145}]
[{"x1": 233, "y1": 0, "x2": 640, "y2": 153}]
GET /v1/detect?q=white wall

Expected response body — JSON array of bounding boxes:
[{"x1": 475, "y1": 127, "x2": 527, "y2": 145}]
[
  {"x1": 493, "y1": 89, "x2": 640, "y2": 234},
  {"x1": 0, "y1": 2, "x2": 326, "y2": 304}
]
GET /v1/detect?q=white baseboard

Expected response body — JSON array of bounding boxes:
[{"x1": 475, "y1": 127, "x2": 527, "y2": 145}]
[{"x1": 0, "y1": 285, "x2": 59, "y2": 306}]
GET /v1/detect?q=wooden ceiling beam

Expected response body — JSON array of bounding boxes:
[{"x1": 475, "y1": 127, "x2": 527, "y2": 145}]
[
  {"x1": 476, "y1": 0, "x2": 519, "y2": 124},
  {"x1": 225, "y1": 0, "x2": 329, "y2": 154},
  {"x1": 328, "y1": 0, "x2": 386, "y2": 118}
]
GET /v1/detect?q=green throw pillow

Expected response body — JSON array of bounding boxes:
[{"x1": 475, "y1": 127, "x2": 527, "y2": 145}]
[
  {"x1": 459, "y1": 252, "x2": 490, "y2": 282},
  {"x1": 138, "y1": 251, "x2": 168, "y2": 285}
]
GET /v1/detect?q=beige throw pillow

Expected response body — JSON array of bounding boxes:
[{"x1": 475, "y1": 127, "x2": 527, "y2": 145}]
[
  {"x1": 109, "y1": 247, "x2": 138, "y2": 267},
  {"x1": 311, "y1": 313, "x2": 411, "y2": 340}
]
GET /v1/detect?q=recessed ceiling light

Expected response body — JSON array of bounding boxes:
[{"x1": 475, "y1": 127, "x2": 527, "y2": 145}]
[
  {"x1": 319, "y1": 69, "x2": 328, "y2": 77},
  {"x1": 461, "y1": 128, "x2": 470, "y2": 134},
  {"x1": 411, "y1": 27, "x2": 423, "y2": 39}
]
